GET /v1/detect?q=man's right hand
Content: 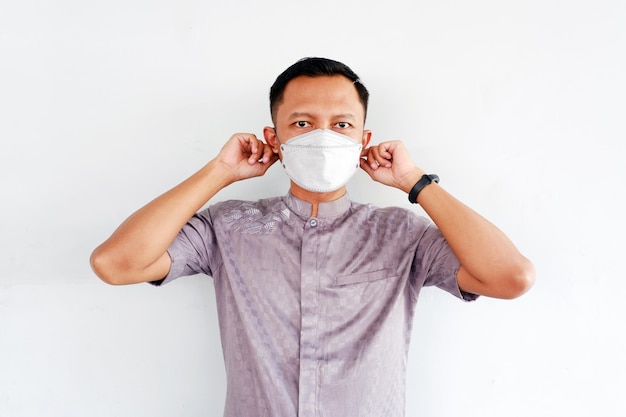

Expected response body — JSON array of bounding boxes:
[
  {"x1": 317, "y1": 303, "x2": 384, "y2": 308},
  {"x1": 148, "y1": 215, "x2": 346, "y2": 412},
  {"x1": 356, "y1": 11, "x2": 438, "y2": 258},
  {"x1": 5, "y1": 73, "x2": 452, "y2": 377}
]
[{"x1": 214, "y1": 133, "x2": 279, "y2": 184}]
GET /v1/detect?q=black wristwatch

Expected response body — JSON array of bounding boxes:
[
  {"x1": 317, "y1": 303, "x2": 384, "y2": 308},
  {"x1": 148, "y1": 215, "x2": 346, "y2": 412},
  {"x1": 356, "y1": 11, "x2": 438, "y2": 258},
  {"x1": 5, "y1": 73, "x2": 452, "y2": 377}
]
[{"x1": 408, "y1": 174, "x2": 440, "y2": 204}]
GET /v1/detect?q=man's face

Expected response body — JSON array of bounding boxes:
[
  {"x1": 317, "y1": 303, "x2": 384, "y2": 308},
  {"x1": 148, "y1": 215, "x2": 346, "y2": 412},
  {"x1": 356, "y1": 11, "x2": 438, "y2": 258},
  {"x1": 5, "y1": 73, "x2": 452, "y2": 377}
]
[{"x1": 265, "y1": 75, "x2": 371, "y2": 152}]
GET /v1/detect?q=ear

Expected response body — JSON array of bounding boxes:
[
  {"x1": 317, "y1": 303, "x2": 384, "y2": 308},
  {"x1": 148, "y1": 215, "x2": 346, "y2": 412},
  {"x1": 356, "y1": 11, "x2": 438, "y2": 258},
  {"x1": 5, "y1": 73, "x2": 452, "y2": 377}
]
[
  {"x1": 264, "y1": 126, "x2": 280, "y2": 154},
  {"x1": 361, "y1": 130, "x2": 372, "y2": 148}
]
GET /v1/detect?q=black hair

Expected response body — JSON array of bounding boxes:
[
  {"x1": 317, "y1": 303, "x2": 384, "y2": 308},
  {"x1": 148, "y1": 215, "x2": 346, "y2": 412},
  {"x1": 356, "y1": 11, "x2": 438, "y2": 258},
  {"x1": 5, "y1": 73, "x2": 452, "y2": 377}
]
[{"x1": 269, "y1": 57, "x2": 369, "y2": 122}]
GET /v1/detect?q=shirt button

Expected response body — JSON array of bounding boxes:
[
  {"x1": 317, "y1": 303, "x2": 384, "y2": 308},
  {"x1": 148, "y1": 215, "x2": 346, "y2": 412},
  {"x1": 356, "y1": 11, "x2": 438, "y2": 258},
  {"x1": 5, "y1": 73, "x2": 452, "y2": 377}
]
[{"x1": 309, "y1": 219, "x2": 318, "y2": 227}]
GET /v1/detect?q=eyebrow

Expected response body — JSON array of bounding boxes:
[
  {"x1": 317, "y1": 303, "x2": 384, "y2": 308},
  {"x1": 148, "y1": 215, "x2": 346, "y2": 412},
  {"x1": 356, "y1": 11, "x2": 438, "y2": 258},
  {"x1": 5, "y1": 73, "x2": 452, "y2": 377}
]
[{"x1": 287, "y1": 112, "x2": 357, "y2": 120}]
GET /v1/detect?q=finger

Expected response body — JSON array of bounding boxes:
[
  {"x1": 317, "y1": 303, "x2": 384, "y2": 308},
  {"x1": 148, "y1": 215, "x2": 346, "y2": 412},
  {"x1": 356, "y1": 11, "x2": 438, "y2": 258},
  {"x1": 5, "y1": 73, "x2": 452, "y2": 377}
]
[
  {"x1": 375, "y1": 143, "x2": 393, "y2": 167},
  {"x1": 366, "y1": 147, "x2": 381, "y2": 169},
  {"x1": 254, "y1": 150, "x2": 279, "y2": 176},
  {"x1": 245, "y1": 136, "x2": 263, "y2": 165},
  {"x1": 233, "y1": 134, "x2": 257, "y2": 159},
  {"x1": 359, "y1": 157, "x2": 376, "y2": 177},
  {"x1": 368, "y1": 146, "x2": 392, "y2": 169},
  {"x1": 263, "y1": 153, "x2": 280, "y2": 170},
  {"x1": 360, "y1": 147, "x2": 378, "y2": 170},
  {"x1": 260, "y1": 143, "x2": 277, "y2": 164}
]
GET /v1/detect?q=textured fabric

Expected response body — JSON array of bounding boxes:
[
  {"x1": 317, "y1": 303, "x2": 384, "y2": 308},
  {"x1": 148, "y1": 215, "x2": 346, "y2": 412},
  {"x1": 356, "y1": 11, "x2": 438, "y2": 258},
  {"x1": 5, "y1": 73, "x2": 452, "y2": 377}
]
[{"x1": 158, "y1": 193, "x2": 477, "y2": 417}]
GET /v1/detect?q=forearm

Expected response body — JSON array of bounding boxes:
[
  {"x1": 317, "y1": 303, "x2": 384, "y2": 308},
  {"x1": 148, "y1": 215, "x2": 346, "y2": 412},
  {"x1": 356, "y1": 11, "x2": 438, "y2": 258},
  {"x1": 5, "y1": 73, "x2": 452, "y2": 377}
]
[
  {"x1": 413, "y1": 181, "x2": 535, "y2": 298},
  {"x1": 90, "y1": 160, "x2": 234, "y2": 284}
]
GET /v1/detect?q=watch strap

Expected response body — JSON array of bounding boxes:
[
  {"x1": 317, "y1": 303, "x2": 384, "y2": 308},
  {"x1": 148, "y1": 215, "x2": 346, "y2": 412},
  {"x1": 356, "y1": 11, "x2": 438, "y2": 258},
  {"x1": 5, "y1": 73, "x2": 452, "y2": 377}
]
[{"x1": 408, "y1": 174, "x2": 440, "y2": 204}]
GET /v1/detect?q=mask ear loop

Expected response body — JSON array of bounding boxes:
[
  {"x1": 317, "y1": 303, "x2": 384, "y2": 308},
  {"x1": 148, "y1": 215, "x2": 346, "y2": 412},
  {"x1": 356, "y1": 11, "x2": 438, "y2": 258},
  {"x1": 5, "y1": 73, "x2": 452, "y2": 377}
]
[
  {"x1": 272, "y1": 128, "x2": 286, "y2": 167},
  {"x1": 272, "y1": 127, "x2": 285, "y2": 152}
]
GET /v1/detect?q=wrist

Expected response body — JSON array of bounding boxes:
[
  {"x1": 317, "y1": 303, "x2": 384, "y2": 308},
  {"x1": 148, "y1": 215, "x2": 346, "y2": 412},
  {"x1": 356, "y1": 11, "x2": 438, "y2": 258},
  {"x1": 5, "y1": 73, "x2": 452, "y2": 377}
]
[
  {"x1": 408, "y1": 174, "x2": 440, "y2": 204},
  {"x1": 400, "y1": 168, "x2": 426, "y2": 194},
  {"x1": 203, "y1": 160, "x2": 238, "y2": 188}
]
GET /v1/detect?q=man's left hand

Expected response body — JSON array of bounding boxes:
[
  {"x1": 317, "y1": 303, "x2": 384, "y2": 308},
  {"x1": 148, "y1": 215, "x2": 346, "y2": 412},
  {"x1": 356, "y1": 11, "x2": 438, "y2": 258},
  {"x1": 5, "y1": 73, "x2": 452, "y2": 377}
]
[{"x1": 360, "y1": 141, "x2": 425, "y2": 193}]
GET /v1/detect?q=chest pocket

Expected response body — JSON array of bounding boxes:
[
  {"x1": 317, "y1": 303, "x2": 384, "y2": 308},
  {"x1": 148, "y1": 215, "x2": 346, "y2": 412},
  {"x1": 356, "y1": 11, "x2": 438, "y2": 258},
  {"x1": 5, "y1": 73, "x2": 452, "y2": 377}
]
[{"x1": 334, "y1": 268, "x2": 398, "y2": 286}]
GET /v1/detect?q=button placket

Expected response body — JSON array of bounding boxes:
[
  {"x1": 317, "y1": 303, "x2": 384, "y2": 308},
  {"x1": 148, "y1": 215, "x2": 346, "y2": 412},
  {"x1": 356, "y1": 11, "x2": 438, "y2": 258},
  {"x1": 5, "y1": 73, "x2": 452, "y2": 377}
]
[{"x1": 298, "y1": 217, "x2": 321, "y2": 416}]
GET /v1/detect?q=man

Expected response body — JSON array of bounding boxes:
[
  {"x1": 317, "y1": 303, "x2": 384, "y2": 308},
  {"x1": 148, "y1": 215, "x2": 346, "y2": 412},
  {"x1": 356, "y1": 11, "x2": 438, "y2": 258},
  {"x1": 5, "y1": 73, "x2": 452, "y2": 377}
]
[{"x1": 91, "y1": 57, "x2": 535, "y2": 416}]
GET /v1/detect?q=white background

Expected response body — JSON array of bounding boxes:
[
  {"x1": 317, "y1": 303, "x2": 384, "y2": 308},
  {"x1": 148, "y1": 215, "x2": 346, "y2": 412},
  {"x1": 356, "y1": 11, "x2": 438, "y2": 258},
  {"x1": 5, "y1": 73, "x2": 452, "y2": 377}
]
[{"x1": 1, "y1": 0, "x2": 624, "y2": 416}]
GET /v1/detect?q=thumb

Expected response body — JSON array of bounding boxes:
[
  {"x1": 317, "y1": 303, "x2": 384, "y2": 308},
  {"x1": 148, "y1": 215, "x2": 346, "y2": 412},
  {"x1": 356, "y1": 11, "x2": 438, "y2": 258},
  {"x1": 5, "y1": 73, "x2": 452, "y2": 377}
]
[{"x1": 359, "y1": 157, "x2": 378, "y2": 179}]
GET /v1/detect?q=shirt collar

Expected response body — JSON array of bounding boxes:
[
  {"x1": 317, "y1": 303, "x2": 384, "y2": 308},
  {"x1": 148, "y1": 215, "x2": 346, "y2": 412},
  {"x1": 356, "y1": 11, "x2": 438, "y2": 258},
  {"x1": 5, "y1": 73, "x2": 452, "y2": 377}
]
[{"x1": 284, "y1": 192, "x2": 351, "y2": 219}]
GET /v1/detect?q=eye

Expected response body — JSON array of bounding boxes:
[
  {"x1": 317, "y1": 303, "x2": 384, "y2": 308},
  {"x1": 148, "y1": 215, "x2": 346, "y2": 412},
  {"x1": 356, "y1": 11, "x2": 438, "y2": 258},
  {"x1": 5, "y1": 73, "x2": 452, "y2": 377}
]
[
  {"x1": 335, "y1": 122, "x2": 352, "y2": 129},
  {"x1": 294, "y1": 121, "x2": 310, "y2": 128}
]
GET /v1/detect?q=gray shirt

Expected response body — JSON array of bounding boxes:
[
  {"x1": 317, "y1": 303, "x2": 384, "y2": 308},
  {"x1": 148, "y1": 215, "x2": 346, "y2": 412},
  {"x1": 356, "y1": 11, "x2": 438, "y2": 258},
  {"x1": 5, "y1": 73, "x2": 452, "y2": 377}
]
[{"x1": 157, "y1": 192, "x2": 477, "y2": 417}]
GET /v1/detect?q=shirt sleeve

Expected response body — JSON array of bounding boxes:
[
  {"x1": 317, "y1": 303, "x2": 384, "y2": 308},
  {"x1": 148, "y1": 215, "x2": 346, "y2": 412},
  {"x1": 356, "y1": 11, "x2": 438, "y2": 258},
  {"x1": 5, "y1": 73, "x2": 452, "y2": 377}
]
[
  {"x1": 410, "y1": 219, "x2": 479, "y2": 302},
  {"x1": 150, "y1": 208, "x2": 218, "y2": 286}
]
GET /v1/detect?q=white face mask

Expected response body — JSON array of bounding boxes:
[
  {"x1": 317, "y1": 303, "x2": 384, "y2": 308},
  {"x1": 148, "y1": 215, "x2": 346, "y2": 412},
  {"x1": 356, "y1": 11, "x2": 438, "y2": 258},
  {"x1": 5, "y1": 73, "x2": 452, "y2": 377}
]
[{"x1": 278, "y1": 129, "x2": 363, "y2": 193}]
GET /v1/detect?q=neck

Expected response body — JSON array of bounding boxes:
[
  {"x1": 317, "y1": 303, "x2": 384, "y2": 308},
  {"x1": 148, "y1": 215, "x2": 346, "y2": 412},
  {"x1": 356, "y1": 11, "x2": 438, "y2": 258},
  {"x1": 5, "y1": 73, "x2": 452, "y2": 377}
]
[{"x1": 290, "y1": 184, "x2": 347, "y2": 217}]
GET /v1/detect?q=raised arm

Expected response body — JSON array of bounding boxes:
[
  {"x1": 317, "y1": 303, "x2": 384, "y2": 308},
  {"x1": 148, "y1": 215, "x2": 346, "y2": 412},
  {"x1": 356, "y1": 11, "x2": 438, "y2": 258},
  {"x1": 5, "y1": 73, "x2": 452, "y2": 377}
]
[
  {"x1": 360, "y1": 141, "x2": 535, "y2": 299},
  {"x1": 90, "y1": 133, "x2": 278, "y2": 285}
]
